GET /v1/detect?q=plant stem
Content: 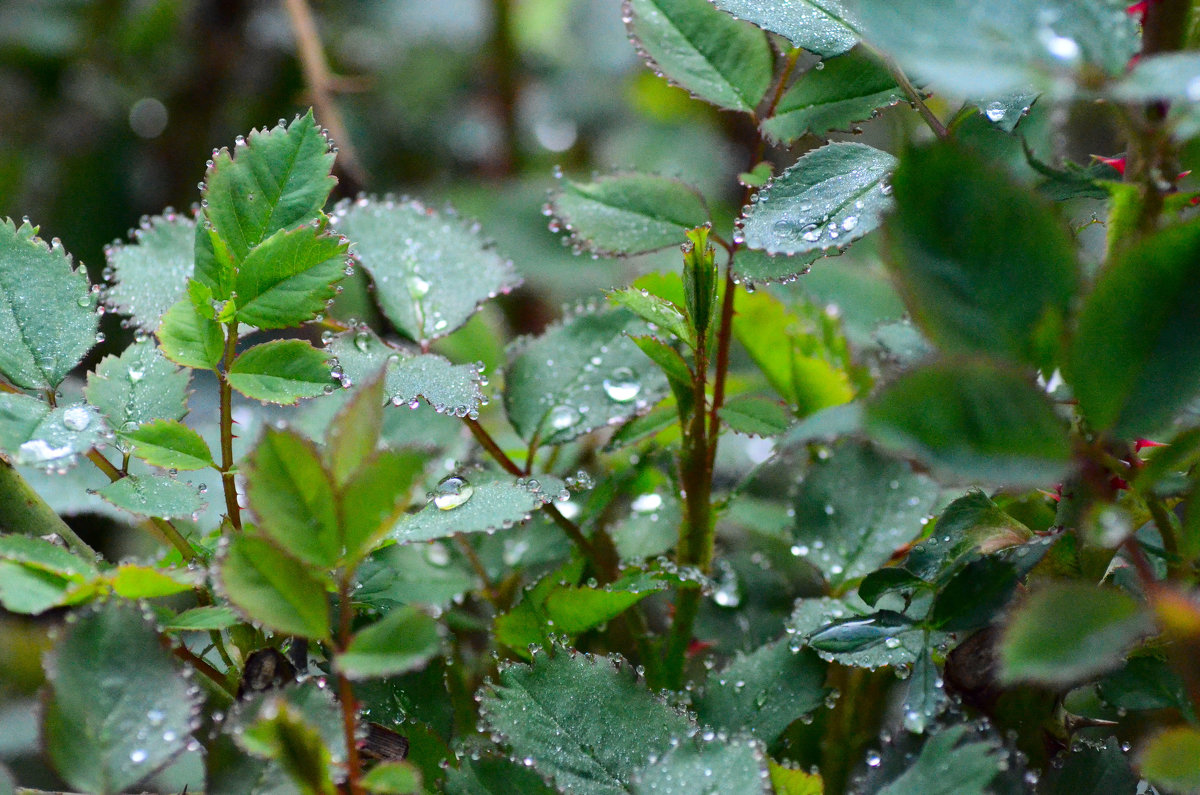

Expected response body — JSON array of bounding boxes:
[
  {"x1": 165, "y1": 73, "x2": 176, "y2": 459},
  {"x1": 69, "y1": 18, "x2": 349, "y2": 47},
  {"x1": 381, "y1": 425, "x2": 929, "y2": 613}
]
[
  {"x1": 0, "y1": 457, "x2": 97, "y2": 558},
  {"x1": 335, "y1": 572, "x2": 365, "y2": 795},
  {"x1": 464, "y1": 417, "x2": 523, "y2": 476},
  {"x1": 172, "y1": 641, "x2": 237, "y2": 699},
  {"x1": 219, "y1": 325, "x2": 242, "y2": 531},
  {"x1": 885, "y1": 55, "x2": 946, "y2": 139},
  {"x1": 1146, "y1": 494, "x2": 1186, "y2": 580},
  {"x1": 455, "y1": 532, "x2": 501, "y2": 608},
  {"x1": 85, "y1": 448, "x2": 199, "y2": 562}
]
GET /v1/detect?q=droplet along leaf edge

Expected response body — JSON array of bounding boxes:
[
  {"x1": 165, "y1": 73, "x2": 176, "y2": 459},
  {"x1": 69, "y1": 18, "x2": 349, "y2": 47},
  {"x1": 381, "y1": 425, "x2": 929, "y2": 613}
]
[
  {"x1": 710, "y1": 0, "x2": 859, "y2": 57},
  {"x1": 102, "y1": 210, "x2": 196, "y2": 333}
]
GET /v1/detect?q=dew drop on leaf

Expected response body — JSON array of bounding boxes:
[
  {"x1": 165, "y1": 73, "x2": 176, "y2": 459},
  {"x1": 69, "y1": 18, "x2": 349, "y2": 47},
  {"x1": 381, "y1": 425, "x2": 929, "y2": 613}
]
[
  {"x1": 62, "y1": 406, "x2": 91, "y2": 431},
  {"x1": 433, "y1": 475, "x2": 474, "y2": 511},
  {"x1": 548, "y1": 404, "x2": 580, "y2": 431},
  {"x1": 984, "y1": 101, "x2": 1006, "y2": 122},
  {"x1": 602, "y1": 367, "x2": 641, "y2": 402}
]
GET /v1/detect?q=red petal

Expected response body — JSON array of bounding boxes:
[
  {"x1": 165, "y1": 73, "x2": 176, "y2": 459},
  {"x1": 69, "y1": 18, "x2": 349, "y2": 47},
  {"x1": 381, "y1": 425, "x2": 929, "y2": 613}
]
[{"x1": 1094, "y1": 155, "x2": 1127, "y2": 175}]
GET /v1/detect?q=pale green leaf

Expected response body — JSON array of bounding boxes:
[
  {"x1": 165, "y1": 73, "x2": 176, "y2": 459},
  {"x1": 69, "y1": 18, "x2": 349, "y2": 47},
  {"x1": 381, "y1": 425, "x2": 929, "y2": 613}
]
[
  {"x1": 219, "y1": 534, "x2": 332, "y2": 640},
  {"x1": 0, "y1": 218, "x2": 97, "y2": 390},
  {"x1": 336, "y1": 606, "x2": 441, "y2": 679},
  {"x1": 730, "y1": 249, "x2": 823, "y2": 285},
  {"x1": 393, "y1": 475, "x2": 565, "y2": 543},
  {"x1": 227, "y1": 339, "x2": 332, "y2": 404},
  {"x1": 85, "y1": 339, "x2": 189, "y2": 433},
  {"x1": 625, "y1": 0, "x2": 772, "y2": 113},
  {"x1": 339, "y1": 449, "x2": 425, "y2": 563},
  {"x1": 331, "y1": 197, "x2": 520, "y2": 343},
  {"x1": 719, "y1": 395, "x2": 793, "y2": 437},
  {"x1": 739, "y1": 143, "x2": 895, "y2": 256},
  {"x1": 326, "y1": 370, "x2": 385, "y2": 486},
  {"x1": 0, "y1": 561, "x2": 79, "y2": 614},
  {"x1": 245, "y1": 428, "x2": 339, "y2": 567},
  {"x1": 121, "y1": 419, "x2": 214, "y2": 470},
  {"x1": 355, "y1": 543, "x2": 475, "y2": 610},
  {"x1": 791, "y1": 441, "x2": 936, "y2": 587},
  {"x1": 162, "y1": 604, "x2": 240, "y2": 632},
  {"x1": 98, "y1": 475, "x2": 205, "y2": 519},
  {"x1": 712, "y1": 0, "x2": 858, "y2": 56},
  {"x1": 609, "y1": 287, "x2": 694, "y2": 346},
  {"x1": 361, "y1": 762, "x2": 422, "y2": 795},
  {"x1": 763, "y1": 47, "x2": 899, "y2": 143},
  {"x1": 550, "y1": 173, "x2": 709, "y2": 256},
  {"x1": 234, "y1": 225, "x2": 348, "y2": 329},
  {"x1": 479, "y1": 647, "x2": 695, "y2": 795},
  {"x1": 0, "y1": 394, "x2": 103, "y2": 471},
  {"x1": 1139, "y1": 727, "x2": 1200, "y2": 795},
  {"x1": 632, "y1": 738, "x2": 768, "y2": 794},
  {"x1": 788, "y1": 597, "x2": 926, "y2": 668},
  {"x1": 504, "y1": 309, "x2": 670, "y2": 445},
  {"x1": 108, "y1": 564, "x2": 197, "y2": 598},
  {"x1": 156, "y1": 296, "x2": 224, "y2": 370},
  {"x1": 0, "y1": 533, "x2": 99, "y2": 578},
  {"x1": 103, "y1": 211, "x2": 194, "y2": 332},
  {"x1": 43, "y1": 602, "x2": 199, "y2": 794}
]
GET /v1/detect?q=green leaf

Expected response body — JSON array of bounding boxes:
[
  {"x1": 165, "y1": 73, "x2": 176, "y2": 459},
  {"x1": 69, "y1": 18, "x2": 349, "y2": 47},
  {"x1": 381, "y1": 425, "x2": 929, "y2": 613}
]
[
  {"x1": 609, "y1": 287, "x2": 695, "y2": 347},
  {"x1": 1000, "y1": 582, "x2": 1151, "y2": 687},
  {"x1": 339, "y1": 449, "x2": 425, "y2": 563},
  {"x1": 779, "y1": 401, "x2": 863, "y2": 448},
  {"x1": 1069, "y1": 220, "x2": 1200, "y2": 438},
  {"x1": 899, "y1": 649, "x2": 948, "y2": 734},
  {"x1": 768, "y1": 761, "x2": 824, "y2": 795},
  {"x1": 791, "y1": 441, "x2": 937, "y2": 587},
  {"x1": 155, "y1": 296, "x2": 224, "y2": 370},
  {"x1": 355, "y1": 543, "x2": 474, "y2": 611},
  {"x1": 694, "y1": 639, "x2": 827, "y2": 743},
  {"x1": 362, "y1": 761, "x2": 422, "y2": 795},
  {"x1": 865, "y1": 359, "x2": 1073, "y2": 488},
  {"x1": 631, "y1": 738, "x2": 767, "y2": 794},
  {"x1": 331, "y1": 197, "x2": 520, "y2": 344},
  {"x1": 549, "y1": 173, "x2": 709, "y2": 256},
  {"x1": 719, "y1": 395, "x2": 792, "y2": 437},
  {"x1": 738, "y1": 142, "x2": 895, "y2": 256},
  {"x1": 1138, "y1": 727, "x2": 1200, "y2": 795},
  {"x1": 98, "y1": 475, "x2": 205, "y2": 519},
  {"x1": 232, "y1": 683, "x2": 346, "y2": 767},
  {"x1": 1040, "y1": 738, "x2": 1138, "y2": 795},
  {"x1": 336, "y1": 606, "x2": 441, "y2": 679},
  {"x1": 0, "y1": 533, "x2": 98, "y2": 578},
  {"x1": 197, "y1": 110, "x2": 336, "y2": 295},
  {"x1": 0, "y1": 394, "x2": 103, "y2": 471},
  {"x1": 712, "y1": 0, "x2": 858, "y2": 56},
  {"x1": 234, "y1": 225, "x2": 348, "y2": 329},
  {"x1": 874, "y1": 724, "x2": 1007, "y2": 795},
  {"x1": 121, "y1": 419, "x2": 214, "y2": 470},
  {"x1": 239, "y1": 698, "x2": 336, "y2": 794},
  {"x1": 327, "y1": 369, "x2": 385, "y2": 486},
  {"x1": 848, "y1": 0, "x2": 1138, "y2": 97},
  {"x1": 479, "y1": 647, "x2": 694, "y2": 795},
  {"x1": 103, "y1": 211, "x2": 194, "y2": 332},
  {"x1": 245, "y1": 428, "x2": 339, "y2": 567},
  {"x1": 885, "y1": 142, "x2": 1077, "y2": 367},
  {"x1": 327, "y1": 328, "x2": 485, "y2": 417},
  {"x1": 394, "y1": 475, "x2": 565, "y2": 543},
  {"x1": 43, "y1": 602, "x2": 199, "y2": 794},
  {"x1": 543, "y1": 578, "x2": 666, "y2": 634},
  {"x1": 763, "y1": 47, "x2": 899, "y2": 143},
  {"x1": 162, "y1": 604, "x2": 240, "y2": 632},
  {"x1": 788, "y1": 597, "x2": 926, "y2": 668},
  {"x1": 625, "y1": 0, "x2": 772, "y2": 113},
  {"x1": 445, "y1": 756, "x2": 558, "y2": 795},
  {"x1": 0, "y1": 562, "x2": 81, "y2": 614},
  {"x1": 631, "y1": 336, "x2": 694, "y2": 418},
  {"x1": 1112, "y1": 52, "x2": 1200, "y2": 104},
  {"x1": 929, "y1": 557, "x2": 1018, "y2": 632},
  {"x1": 504, "y1": 309, "x2": 670, "y2": 445},
  {"x1": 227, "y1": 339, "x2": 332, "y2": 404},
  {"x1": 108, "y1": 564, "x2": 196, "y2": 598},
  {"x1": 219, "y1": 533, "x2": 331, "y2": 641},
  {"x1": 974, "y1": 90, "x2": 1038, "y2": 133},
  {"x1": 84, "y1": 339, "x2": 189, "y2": 434},
  {"x1": 731, "y1": 249, "x2": 822, "y2": 285},
  {"x1": 0, "y1": 218, "x2": 97, "y2": 390}
]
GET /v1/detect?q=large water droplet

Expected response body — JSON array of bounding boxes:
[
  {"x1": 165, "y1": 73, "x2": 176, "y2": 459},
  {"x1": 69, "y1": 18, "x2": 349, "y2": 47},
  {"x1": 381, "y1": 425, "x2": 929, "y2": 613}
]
[
  {"x1": 631, "y1": 493, "x2": 662, "y2": 513},
  {"x1": 130, "y1": 748, "x2": 148, "y2": 764},
  {"x1": 984, "y1": 101, "x2": 1006, "y2": 122},
  {"x1": 548, "y1": 405, "x2": 580, "y2": 431},
  {"x1": 801, "y1": 224, "x2": 821, "y2": 242},
  {"x1": 433, "y1": 475, "x2": 474, "y2": 511},
  {"x1": 62, "y1": 406, "x2": 91, "y2": 431},
  {"x1": 602, "y1": 367, "x2": 641, "y2": 402}
]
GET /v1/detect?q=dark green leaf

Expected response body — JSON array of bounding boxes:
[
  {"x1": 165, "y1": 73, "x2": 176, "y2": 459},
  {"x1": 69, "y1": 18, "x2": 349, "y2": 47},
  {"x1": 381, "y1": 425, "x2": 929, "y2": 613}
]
[
  {"x1": 549, "y1": 173, "x2": 709, "y2": 256},
  {"x1": 899, "y1": 649, "x2": 948, "y2": 734},
  {"x1": 1000, "y1": 582, "x2": 1151, "y2": 687},
  {"x1": 337, "y1": 606, "x2": 441, "y2": 679},
  {"x1": 234, "y1": 225, "x2": 348, "y2": 329},
  {"x1": 694, "y1": 639, "x2": 827, "y2": 743},
  {"x1": 711, "y1": 0, "x2": 858, "y2": 56},
  {"x1": 445, "y1": 756, "x2": 558, "y2": 795},
  {"x1": 245, "y1": 428, "x2": 339, "y2": 567},
  {"x1": 327, "y1": 370, "x2": 385, "y2": 486},
  {"x1": 865, "y1": 359, "x2": 1072, "y2": 488},
  {"x1": 1098, "y1": 656, "x2": 1194, "y2": 716},
  {"x1": 719, "y1": 394, "x2": 792, "y2": 437},
  {"x1": 631, "y1": 738, "x2": 767, "y2": 794},
  {"x1": 339, "y1": 449, "x2": 425, "y2": 563},
  {"x1": 738, "y1": 142, "x2": 895, "y2": 256},
  {"x1": 98, "y1": 474, "x2": 205, "y2": 519},
  {"x1": 858, "y1": 568, "x2": 926, "y2": 607},
  {"x1": 1138, "y1": 727, "x2": 1200, "y2": 795},
  {"x1": 791, "y1": 441, "x2": 937, "y2": 587},
  {"x1": 85, "y1": 339, "x2": 189, "y2": 433},
  {"x1": 219, "y1": 533, "x2": 331, "y2": 640},
  {"x1": 156, "y1": 296, "x2": 224, "y2": 370},
  {"x1": 625, "y1": 0, "x2": 772, "y2": 113},
  {"x1": 162, "y1": 604, "x2": 240, "y2": 632},
  {"x1": 122, "y1": 419, "x2": 214, "y2": 470},
  {"x1": 0, "y1": 394, "x2": 103, "y2": 471},
  {"x1": 1069, "y1": 220, "x2": 1200, "y2": 438},
  {"x1": 238, "y1": 698, "x2": 335, "y2": 793},
  {"x1": 885, "y1": 142, "x2": 1077, "y2": 366},
  {"x1": 788, "y1": 597, "x2": 926, "y2": 668},
  {"x1": 479, "y1": 647, "x2": 694, "y2": 795},
  {"x1": 103, "y1": 211, "x2": 194, "y2": 332},
  {"x1": 0, "y1": 533, "x2": 98, "y2": 578},
  {"x1": 1040, "y1": 737, "x2": 1138, "y2": 795},
  {"x1": 764, "y1": 47, "x2": 899, "y2": 143},
  {"x1": 929, "y1": 557, "x2": 1018, "y2": 632},
  {"x1": 0, "y1": 218, "x2": 97, "y2": 390},
  {"x1": 875, "y1": 724, "x2": 1006, "y2": 795},
  {"x1": 43, "y1": 602, "x2": 198, "y2": 794},
  {"x1": 331, "y1": 197, "x2": 520, "y2": 344},
  {"x1": 227, "y1": 339, "x2": 332, "y2": 404},
  {"x1": 394, "y1": 475, "x2": 565, "y2": 543},
  {"x1": 848, "y1": 0, "x2": 1138, "y2": 97},
  {"x1": 505, "y1": 309, "x2": 670, "y2": 445}
]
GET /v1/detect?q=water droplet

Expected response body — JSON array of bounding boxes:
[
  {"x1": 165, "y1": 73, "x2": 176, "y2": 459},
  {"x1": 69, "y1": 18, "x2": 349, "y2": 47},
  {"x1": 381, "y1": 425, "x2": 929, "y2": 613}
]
[
  {"x1": 884, "y1": 637, "x2": 901, "y2": 649},
  {"x1": 130, "y1": 748, "x2": 148, "y2": 764},
  {"x1": 408, "y1": 275, "x2": 430, "y2": 299},
  {"x1": 433, "y1": 475, "x2": 474, "y2": 511},
  {"x1": 602, "y1": 367, "x2": 641, "y2": 402},
  {"x1": 631, "y1": 493, "x2": 662, "y2": 513},
  {"x1": 984, "y1": 101, "x2": 1007, "y2": 122},
  {"x1": 548, "y1": 405, "x2": 580, "y2": 431},
  {"x1": 866, "y1": 750, "x2": 881, "y2": 768},
  {"x1": 841, "y1": 215, "x2": 859, "y2": 231},
  {"x1": 62, "y1": 406, "x2": 91, "y2": 431},
  {"x1": 801, "y1": 224, "x2": 821, "y2": 242}
]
